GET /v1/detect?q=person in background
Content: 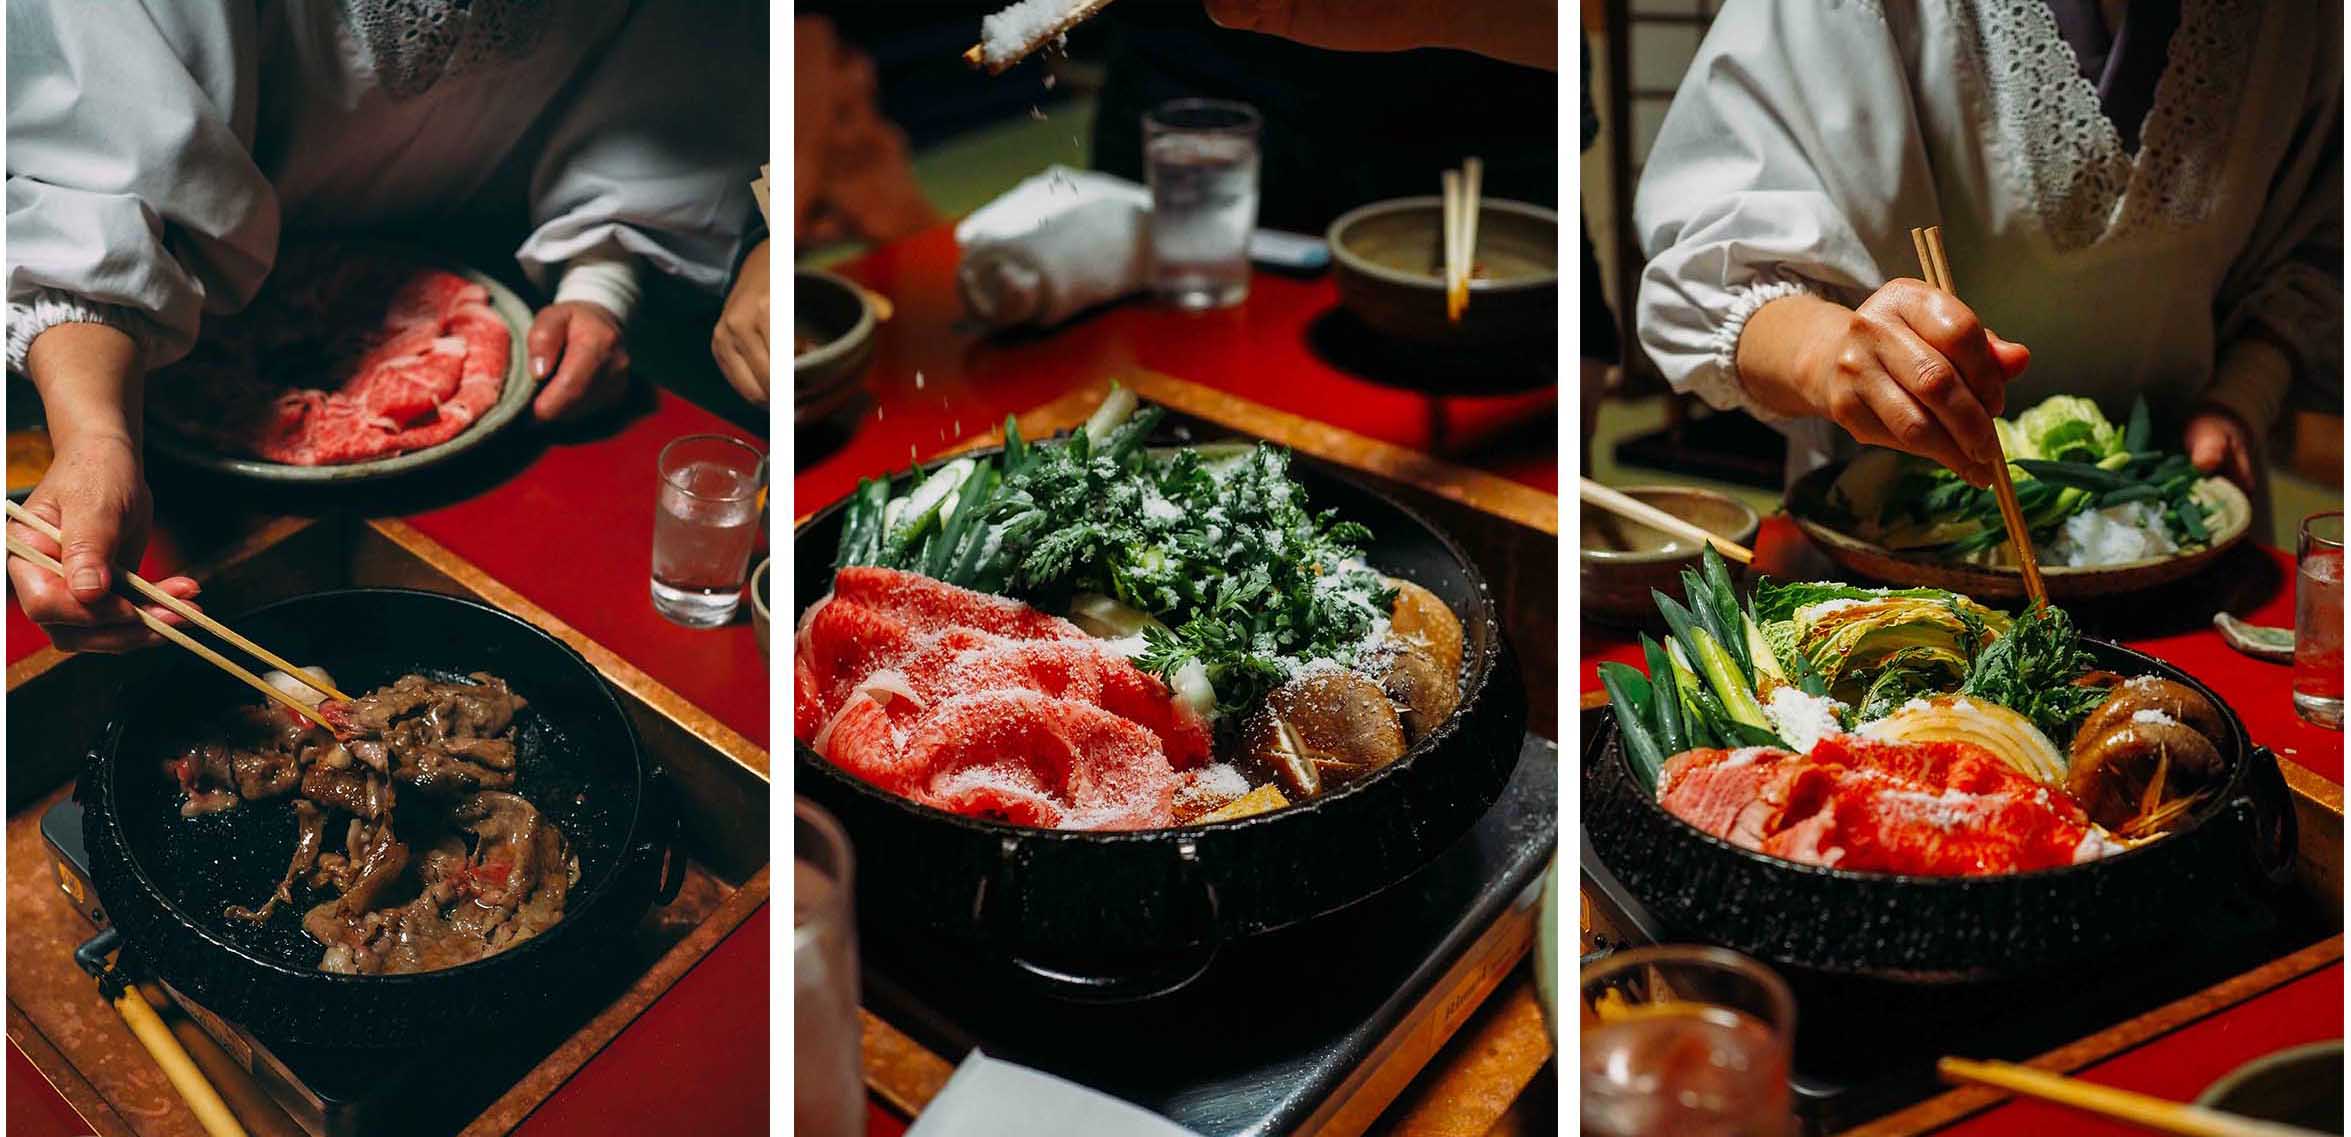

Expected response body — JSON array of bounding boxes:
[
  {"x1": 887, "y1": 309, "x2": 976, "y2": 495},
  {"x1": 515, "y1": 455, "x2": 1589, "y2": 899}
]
[
  {"x1": 7, "y1": 1, "x2": 765, "y2": 652},
  {"x1": 1580, "y1": 30, "x2": 1618, "y2": 474},
  {"x1": 794, "y1": 17, "x2": 941, "y2": 251},
  {"x1": 714, "y1": 228, "x2": 771, "y2": 408},
  {"x1": 1634, "y1": 0, "x2": 2338, "y2": 528}
]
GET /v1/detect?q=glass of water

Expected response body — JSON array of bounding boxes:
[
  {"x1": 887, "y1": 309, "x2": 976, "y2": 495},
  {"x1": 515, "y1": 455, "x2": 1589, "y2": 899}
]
[
  {"x1": 2295, "y1": 511, "x2": 2344, "y2": 729},
  {"x1": 651, "y1": 434, "x2": 765, "y2": 628},
  {"x1": 796, "y1": 799, "x2": 864, "y2": 1137},
  {"x1": 1145, "y1": 98, "x2": 1261, "y2": 311}
]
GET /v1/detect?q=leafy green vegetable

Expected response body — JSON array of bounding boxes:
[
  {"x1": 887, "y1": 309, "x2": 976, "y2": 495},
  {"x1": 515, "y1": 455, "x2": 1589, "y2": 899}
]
[
  {"x1": 1642, "y1": 635, "x2": 1687, "y2": 756},
  {"x1": 1957, "y1": 604, "x2": 2109, "y2": 741},
  {"x1": 2014, "y1": 394, "x2": 2123, "y2": 462},
  {"x1": 836, "y1": 385, "x2": 1391, "y2": 719},
  {"x1": 1601, "y1": 663, "x2": 1666, "y2": 788}
]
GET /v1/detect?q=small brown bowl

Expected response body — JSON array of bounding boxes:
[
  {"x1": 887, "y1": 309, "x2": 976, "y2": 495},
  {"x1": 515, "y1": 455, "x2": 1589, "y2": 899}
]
[
  {"x1": 1580, "y1": 486, "x2": 1760, "y2": 624},
  {"x1": 795, "y1": 270, "x2": 875, "y2": 425},
  {"x1": 748, "y1": 557, "x2": 771, "y2": 657},
  {"x1": 1327, "y1": 196, "x2": 1557, "y2": 347}
]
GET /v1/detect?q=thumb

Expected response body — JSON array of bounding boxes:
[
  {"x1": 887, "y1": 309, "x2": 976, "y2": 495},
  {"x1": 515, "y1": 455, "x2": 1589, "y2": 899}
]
[
  {"x1": 58, "y1": 489, "x2": 124, "y2": 603},
  {"x1": 2186, "y1": 424, "x2": 2227, "y2": 473},
  {"x1": 526, "y1": 307, "x2": 571, "y2": 382},
  {"x1": 1987, "y1": 333, "x2": 2031, "y2": 379}
]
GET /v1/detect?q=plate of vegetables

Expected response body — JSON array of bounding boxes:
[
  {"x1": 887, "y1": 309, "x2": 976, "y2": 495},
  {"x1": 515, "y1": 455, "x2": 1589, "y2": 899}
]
[{"x1": 1786, "y1": 395, "x2": 2251, "y2": 600}]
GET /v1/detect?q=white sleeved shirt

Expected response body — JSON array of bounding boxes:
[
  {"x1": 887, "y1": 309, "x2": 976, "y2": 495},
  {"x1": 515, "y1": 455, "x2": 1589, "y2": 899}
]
[
  {"x1": 1634, "y1": 0, "x2": 2341, "y2": 484},
  {"x1": 6, "y1": 0, "x2": 766, "y2": 372}
]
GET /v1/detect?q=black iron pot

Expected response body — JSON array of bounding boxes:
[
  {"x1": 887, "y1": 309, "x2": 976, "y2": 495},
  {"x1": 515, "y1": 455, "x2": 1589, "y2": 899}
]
[
  {"x1": 795, "y1": 447, "x2": 1527, "y2": 997},
  {"x1": 81, "y1": 589, "x2": 676, "y2": 1045},
  {"x1": 1582, "y1": 639, "x2": 2297, "y2": 982}
]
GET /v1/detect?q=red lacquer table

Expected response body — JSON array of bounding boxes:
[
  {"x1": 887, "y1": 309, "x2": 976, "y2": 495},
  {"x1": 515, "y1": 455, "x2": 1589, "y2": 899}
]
[
  {"x1": 7, "y1": 388, "x2": 769, "y2": 1136},
  {"x1": 1581, "y1": 516, "x2": 2344, "y2": 1137},
  {"x1": 803, "y1": 228, "x2": 1562, "y2": 1135}
]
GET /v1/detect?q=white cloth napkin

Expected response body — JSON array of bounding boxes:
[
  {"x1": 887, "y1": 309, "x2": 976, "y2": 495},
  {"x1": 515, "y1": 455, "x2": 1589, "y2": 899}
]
[
  {"x1": 904, "y1": 1050, "x2": 1205, "y2": 1137},
  {"x1": 955, "y1": 166, "x2": 1152, "y2": 330}
]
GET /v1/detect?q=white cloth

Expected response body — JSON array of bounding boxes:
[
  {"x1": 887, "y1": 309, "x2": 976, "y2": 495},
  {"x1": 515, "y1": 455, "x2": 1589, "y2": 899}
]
[
  {"x1": 5, "y1": 0, "x2": 764, "y2": 372},
  {"x1": 1634, "y1": 0, "x2": 2341, "y2": 485},
  {"x1": 956, "y1": 166, "x2": 1153, "y2": 329},
  {"x1": 905, "y1": 1050, "x2": 1204, "y2": 1137}
]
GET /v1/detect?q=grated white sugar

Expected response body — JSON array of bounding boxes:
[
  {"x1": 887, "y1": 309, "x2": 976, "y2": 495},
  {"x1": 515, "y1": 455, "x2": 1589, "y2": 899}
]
[
  {"x1": 2131, "y1": 707, "x2": 2179, "y2": 726},
  {"x1": 980, "y1": 0, "x2": 1085, "y2": 64}
]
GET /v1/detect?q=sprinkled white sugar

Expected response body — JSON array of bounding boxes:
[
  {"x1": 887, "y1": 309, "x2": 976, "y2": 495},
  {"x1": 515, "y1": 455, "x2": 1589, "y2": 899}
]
[
  {"x1": 1949, "y1": 697, "x2": 1978, "y2": 714},
  {"x1": 1898, "y1": 697, "x2": 1933, "y2": 715},
  {"x1": 1764, "y1": 687, "x2": 1847, "y2": 755},
  {"x1": 2075, "y1": 827, "x2": 2127, "y2": 863},
  {"x1": 2131, "y1": 708, "x2": 2179, "y2": 727},
  {"x1": 980, "y1": 0, "x2": 1084, "y2": 64}
]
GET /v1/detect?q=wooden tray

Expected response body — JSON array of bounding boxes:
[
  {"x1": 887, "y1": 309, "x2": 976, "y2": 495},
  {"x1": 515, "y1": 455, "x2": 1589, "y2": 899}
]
[
  {"x1": 842, "y1": 373, "x2": 1562, "y2": 1135},
  {"x1": 1575, "y1": 691, "x2": 2345, "y2": 1136},
  {"x1": 6, "y1": 515, "x2": 770, "y2": 1137}
]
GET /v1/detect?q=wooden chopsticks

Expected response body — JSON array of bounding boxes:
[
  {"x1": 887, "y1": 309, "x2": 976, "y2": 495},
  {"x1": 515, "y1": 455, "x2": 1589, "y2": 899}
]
[
  {"x1": 3, "y1": 501, "x2": 346, "y2": 727},
  {"x1": 962, "y1": 0, "x2": 1117, "y2": 75},
  {"x1": 1939, "y1": 1058, "x2": 2327, "y2": 1137},
  {"x1": 1911, "y1": 225, "x2": 2048, "y2": 607},
  {"x1": 1580, "y1": 478, "x2": 1755, "y2": 565},
  {"x1": 1443, "y1": 157, "x2": 1483, "y2": 323}
]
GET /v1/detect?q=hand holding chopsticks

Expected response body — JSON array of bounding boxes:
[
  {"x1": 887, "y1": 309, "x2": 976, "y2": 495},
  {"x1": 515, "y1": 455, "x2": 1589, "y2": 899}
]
[
  {"x1": 5, "y1": 500, "x2": 347, "y2": 727},
  {"x1": 1911, "y1": 226, "x2": 2048, "y2": 607}
]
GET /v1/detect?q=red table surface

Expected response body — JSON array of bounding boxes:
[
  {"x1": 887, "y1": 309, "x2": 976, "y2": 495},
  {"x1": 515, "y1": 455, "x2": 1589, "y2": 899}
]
[
  {"x1": 6, "y1": 389, "x2": 768, "y2": 1136},
  {"x1": 1579, "y1": 516, "x2": 2345, "y2": 1133},
  {"x1": 797, "y1": 224, "x2": 1559, "y2": 514}
]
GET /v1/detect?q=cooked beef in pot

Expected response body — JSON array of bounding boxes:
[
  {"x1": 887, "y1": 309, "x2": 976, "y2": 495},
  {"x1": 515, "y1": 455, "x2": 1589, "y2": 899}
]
[{"x1": 167, "y1": 671, "x2": 576, "y2": 975}]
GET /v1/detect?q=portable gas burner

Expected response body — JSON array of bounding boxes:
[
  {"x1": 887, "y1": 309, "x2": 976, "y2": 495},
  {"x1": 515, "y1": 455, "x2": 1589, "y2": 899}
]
[
  {"x1": 42, "y1": 797, "x2": 589, "y2": 1137},
  {"x1": 861, "y1": 735, "x2": 1558, "y2": 1137}
]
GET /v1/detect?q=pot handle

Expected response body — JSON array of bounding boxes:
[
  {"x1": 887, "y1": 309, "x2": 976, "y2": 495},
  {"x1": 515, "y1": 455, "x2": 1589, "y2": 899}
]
[
  {"x1": 2234, "y1": 746, "x2": 2299, "y2": 891},
  {"x1": 649, "y1": 763, "x2": 688, "y2": 905},
  {"x1": 974, "y1": 836, "x2": 1224, "y2": 1003}
]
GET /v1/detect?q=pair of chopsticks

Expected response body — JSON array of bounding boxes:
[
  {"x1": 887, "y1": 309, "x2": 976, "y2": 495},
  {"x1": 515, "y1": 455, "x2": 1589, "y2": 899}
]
[
  {"x1": 1940, "y1": 1057, "x2": 2328, "y2": 1137},
  {"x1": 1442, "y1": 157, "x2": 1484, "y2": 323},
  {"x1": 1579, "y1": 478, "x2": 1754, "y2": 565},
  {"x1": 1910, "y1": 225, "x2": 2048, "y2": 607},
  {"x1": 3, "y1": 500, "x2": 347, "y2": 727}
]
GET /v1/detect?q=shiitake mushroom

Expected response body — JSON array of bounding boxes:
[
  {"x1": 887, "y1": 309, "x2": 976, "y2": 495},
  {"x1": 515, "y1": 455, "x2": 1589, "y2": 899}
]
[
  {"x1": 1240, "y1": 669, "x2": 1407, "y2": 800},
  {"x1": 2065, "y1": 678, "x2": 2229, "y2": 834},
  {"x1": 1384, "y1": 578, "x2": 1464, "y2": 682},
  {"x1": 1378, "y1": 642, "x2": 1458, "y2": 738},
  {"x1": 2075, "y1": 677, "x2": 2225, "y2": 747}
]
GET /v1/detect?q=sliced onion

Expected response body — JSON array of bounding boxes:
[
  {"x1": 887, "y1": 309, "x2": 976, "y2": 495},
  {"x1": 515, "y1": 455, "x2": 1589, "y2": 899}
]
[{"x1": 1858, "y1": 695, "x2": 2068, "y2": 786}]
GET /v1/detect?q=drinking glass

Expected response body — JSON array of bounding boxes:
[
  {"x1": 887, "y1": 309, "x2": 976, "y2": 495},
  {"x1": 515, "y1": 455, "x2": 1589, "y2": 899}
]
[
  {"x1": 1145, "y1": 98, "x2": 1261, "y2": 311},
  {"x1": 2295, "y1": 511, "x2": 2344, "y2": 729},
  {"x1": 651, "y1": 434, "x2": 765, "y2": 628},
  {"x1": 1582, "y1": 946, "x2": 1796, "y2": 1137},
  {"x1": 796, "y1": 799, "x2": 864, "y2": 1137}
]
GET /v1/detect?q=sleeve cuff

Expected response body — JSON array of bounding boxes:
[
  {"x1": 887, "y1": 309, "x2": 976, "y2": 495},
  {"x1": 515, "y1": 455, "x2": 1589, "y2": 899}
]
[
  {"x1": 1688, "y1": 277, "x2": 1815, "y2": 427},
  {"x1": 553, "y1": 253, "x2": 644, "y2": 326},
  {"x1": 7, "y1": 290, "x2": 157, "y2": 374}
]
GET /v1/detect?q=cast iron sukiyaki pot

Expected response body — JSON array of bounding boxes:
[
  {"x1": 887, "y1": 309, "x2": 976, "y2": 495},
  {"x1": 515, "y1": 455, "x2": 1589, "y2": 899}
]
[
  {"x1": 1583, "y1": 640, "x2": 2296, "y2": 982},
  {"x1": 795, "y1": 445, "x2": 1526, "y2": 993},
  {"x1": 80, "y1": 589, "x2": 674, "y2": 1045}
]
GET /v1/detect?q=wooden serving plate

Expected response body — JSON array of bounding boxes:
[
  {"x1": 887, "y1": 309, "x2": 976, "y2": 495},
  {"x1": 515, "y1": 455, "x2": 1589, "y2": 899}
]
[
  {"x1": 1785, "y1": 459, "x2": 2253, "y2": 601},
  {"x1": 840, "y1": 373, "x2": 1561, "y2": 1136},
  {"x1": 6, "y1": 515, "x2": 769, "y2": 1137}
]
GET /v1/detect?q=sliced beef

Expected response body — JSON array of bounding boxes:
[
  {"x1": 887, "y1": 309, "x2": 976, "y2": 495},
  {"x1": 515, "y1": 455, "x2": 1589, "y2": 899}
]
[{"x1": 227, "y1": 800, "x2": 329, "y2": 924}]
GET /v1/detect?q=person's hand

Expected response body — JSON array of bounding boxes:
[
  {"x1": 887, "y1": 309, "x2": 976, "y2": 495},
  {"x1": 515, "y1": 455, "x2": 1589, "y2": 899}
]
[
  {"x1": 713, "y1": 239, "x2": 770, "y2": 406},
  {"x1": 1204, "y1": 0, "x2": 1556, "y2": 71},
  {"x1": 526, "y1": 301, "x2": 631, "y2": 422},
  {"x1": 1737, "y1": 282, "x2": 2031, "y2": 486},
  {"x1": 2184, "y1": 406, "x2": 2260, "y2": 496},
  {"x1": 6, "y1": 434, "x2": 200, "y2": 653}
]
